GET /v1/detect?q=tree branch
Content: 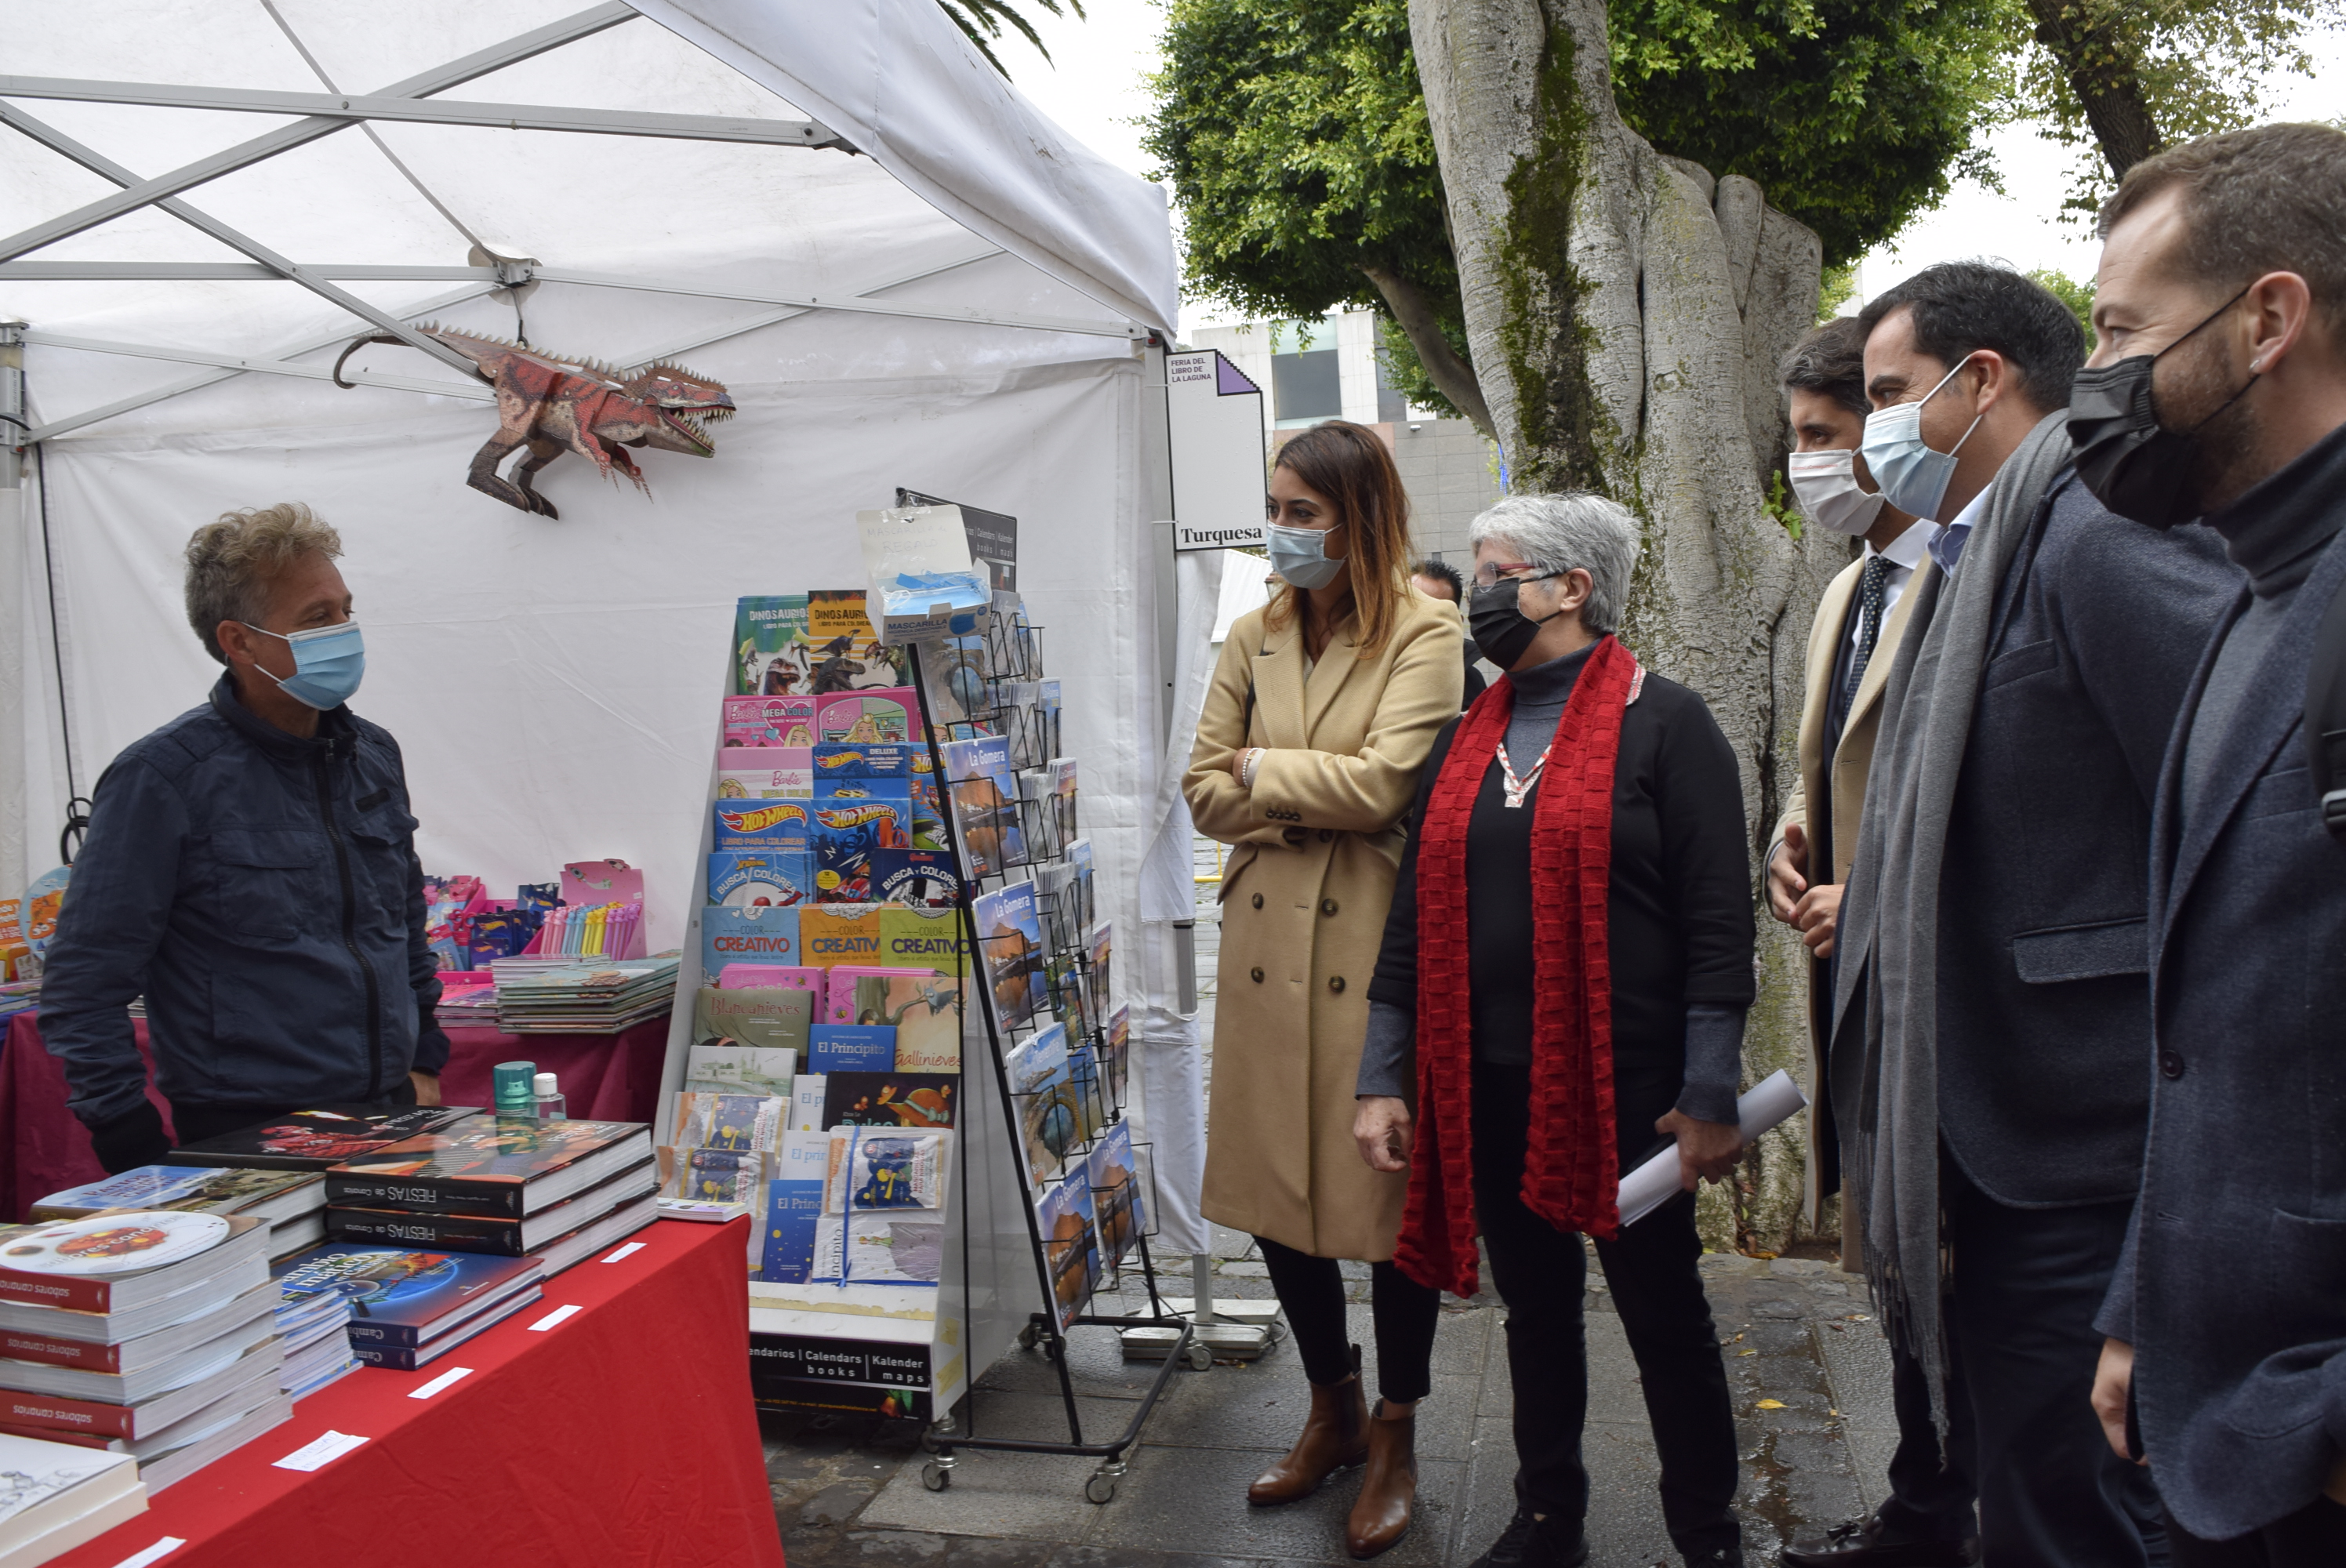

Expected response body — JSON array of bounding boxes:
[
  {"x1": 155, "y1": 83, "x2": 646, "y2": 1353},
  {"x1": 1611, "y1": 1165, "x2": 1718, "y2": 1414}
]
[
  {"x1": 2025, "y1": 0, "x2": 2164, "y2": 179},
  {"x1": 1360, "y1": 262, "x2": 1497, "y2": 445}
]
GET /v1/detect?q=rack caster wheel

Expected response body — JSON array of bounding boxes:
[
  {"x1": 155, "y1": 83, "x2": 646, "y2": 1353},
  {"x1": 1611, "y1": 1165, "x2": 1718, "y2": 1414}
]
[
  {"x1": 922, "y1": 1462, "x2": 951, "y2": 1492},
  {"x1": 1017, "y1": 1323, "x2": 1041, "y2": 1352},
  {"x1": 1183, "y1": 1341, "x2": 1213, "y2": 1371},
  {"x1": 1084, "y1": 1472, "x2": 1117, "y2": 1504},
  {"x1": 1042, "y1": 1338, "x2": 1062, "y2": 1363}
]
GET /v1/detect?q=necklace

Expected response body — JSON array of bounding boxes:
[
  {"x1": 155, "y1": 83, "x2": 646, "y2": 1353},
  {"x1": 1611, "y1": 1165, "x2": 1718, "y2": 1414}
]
[{"x1": 1494, "y1": 741, "x2": 1550, "y2": 808}]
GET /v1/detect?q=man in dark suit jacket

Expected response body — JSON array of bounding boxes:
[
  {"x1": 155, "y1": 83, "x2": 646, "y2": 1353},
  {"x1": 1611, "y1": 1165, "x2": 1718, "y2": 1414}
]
[
  {"x1": 1828, "y1": 264, "x2": 2239, "y2": 1566},
  {"x1": 2080, "y1": 125, "x2": 2346, "y2": 1565},
  {"x1": 1410, "y1": 557, "x2": 1486, "y2": 706}
]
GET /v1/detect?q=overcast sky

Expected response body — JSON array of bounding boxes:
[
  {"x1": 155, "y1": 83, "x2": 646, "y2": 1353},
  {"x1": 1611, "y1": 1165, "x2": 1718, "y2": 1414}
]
[{"x1": 1000, "y1": 1, "x2": 2346, "y2": 328}]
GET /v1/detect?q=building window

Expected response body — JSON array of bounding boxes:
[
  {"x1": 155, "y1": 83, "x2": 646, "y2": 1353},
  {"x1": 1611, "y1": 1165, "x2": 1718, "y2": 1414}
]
[{"x1": 1271, "y1": 318, "x2": 1341, "y2": 427}]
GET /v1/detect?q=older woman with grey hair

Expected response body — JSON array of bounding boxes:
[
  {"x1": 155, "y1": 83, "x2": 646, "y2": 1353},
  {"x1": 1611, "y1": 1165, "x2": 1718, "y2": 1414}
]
[{"x1": 1353, "y1": 492, "x2": 1755, "y2": 1568}]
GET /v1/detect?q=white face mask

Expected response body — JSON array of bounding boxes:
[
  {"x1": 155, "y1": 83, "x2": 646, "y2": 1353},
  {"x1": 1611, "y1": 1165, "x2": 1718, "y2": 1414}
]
[{"x1": 1786, "y1": 449, "x2": 1888, "y2": 538}]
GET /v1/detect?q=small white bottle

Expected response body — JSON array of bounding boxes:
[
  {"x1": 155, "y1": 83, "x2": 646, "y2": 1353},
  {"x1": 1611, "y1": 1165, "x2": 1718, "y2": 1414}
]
[{"x1": 532, "y1": 1072, "x2": 568, "y2": 1122}]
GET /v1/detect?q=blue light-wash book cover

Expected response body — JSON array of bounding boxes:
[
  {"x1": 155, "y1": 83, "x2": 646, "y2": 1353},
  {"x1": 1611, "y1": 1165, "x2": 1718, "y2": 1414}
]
[
  {"x1": 758, "y1": 1178, "x2": 826, "y2": 1283},
  {"x1": 809, "y1": 1025, "x2": 897, "y2": 1073}
]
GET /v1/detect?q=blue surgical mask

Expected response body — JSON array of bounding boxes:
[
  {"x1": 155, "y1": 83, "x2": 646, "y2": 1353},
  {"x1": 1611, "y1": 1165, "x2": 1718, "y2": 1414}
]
[
  {"x1": 242, "y1": 619, "x2": 365, "y2": 710},
  {"x1": 1859, "y1": 354, "x2": 1985, "y2": 522},
  {"x1": 1266, "y1": 521, "x2": 1347, "y2": 590}
]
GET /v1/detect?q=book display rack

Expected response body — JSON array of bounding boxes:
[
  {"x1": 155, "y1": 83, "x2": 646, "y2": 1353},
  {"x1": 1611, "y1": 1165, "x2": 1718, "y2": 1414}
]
[{"x1": 661, "y1": 504, "x2": 1192, "y2": 1504}]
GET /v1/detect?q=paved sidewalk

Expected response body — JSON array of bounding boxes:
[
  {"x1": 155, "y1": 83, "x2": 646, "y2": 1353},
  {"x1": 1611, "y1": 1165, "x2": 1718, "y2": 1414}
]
[{"x1": 764, "y1": 1247, "x2": 1902, "y2": 1566}]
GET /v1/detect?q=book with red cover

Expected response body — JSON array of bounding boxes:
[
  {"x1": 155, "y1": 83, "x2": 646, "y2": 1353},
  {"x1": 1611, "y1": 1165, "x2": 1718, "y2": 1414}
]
[{"x1": 169, "y1": 1105, "x2": 482, "y2": 1171}]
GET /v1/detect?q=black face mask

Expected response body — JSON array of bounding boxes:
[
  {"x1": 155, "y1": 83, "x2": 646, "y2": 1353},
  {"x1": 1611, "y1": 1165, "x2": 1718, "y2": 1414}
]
[
  {"x1": 2069, "y1": 286, "x2": 2257, "y2": 530},
  {"x1": 1469, "y1": 575, "x2": 1566, "y2": 670}
]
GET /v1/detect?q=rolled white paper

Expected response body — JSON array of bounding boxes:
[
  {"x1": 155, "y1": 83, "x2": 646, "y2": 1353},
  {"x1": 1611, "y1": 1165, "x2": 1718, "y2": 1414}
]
[{"x1": 1616, "y1": 1068, "x2": 1809, "y2": 1228}]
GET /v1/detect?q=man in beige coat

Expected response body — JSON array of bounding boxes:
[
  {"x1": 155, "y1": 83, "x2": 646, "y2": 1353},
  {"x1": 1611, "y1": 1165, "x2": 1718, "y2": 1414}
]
[{"x1": 1766, "y1": 325, "x2": 1977, "y2": 1568}]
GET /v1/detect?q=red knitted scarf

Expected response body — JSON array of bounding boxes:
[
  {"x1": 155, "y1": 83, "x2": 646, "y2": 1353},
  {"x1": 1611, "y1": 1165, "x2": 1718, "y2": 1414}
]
[{"x1": 1394, "y1": 633, "x2": 1638, "y2": 1298}]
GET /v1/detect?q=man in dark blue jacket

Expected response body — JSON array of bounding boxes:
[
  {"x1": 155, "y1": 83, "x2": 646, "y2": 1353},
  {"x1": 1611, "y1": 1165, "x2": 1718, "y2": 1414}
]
[
  {"x1": 38, "y1": 503, "x2": 446, "y2": 1171},
  {"x1": 2080, "y1": 124, "x2": 2346, "y2": 1564}
]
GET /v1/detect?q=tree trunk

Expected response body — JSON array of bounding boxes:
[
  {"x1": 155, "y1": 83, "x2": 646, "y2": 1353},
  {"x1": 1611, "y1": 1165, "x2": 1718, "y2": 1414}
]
[
  {"x1": 2023, "y1": 0, "x2": 2164, "y2": 179},
  {"x1": 1409, "y1": 0, "x2": 1844, "y2": 1252},
  {"x1": 1361, "y1": 262, "x2": 1498, "y2": 443}
]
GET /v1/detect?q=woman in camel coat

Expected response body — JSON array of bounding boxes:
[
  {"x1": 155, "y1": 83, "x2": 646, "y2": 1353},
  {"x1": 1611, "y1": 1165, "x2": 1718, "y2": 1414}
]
[{"x1": 1183, "y1": 419, "x2": 1462, "y2": 1560}]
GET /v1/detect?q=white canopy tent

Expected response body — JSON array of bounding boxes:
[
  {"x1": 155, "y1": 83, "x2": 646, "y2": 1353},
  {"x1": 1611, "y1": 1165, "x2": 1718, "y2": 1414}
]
[{"x1": 0, "y1": 0, "x2": 1214, "y2": 1250}]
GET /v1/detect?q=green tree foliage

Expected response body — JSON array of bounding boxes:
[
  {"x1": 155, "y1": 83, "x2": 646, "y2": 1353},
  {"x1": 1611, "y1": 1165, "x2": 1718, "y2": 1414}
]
[
  {"x1": 2027, "y1": 267, "x2": 2097, "y2": 339},
  {"x1": 939, "y1": 0, "x2": 1086, "y2": 76},
  {"x1": 1610, "y1": 0, "x2": 2010, "y2": 265},
  {"x1": 2010, "y1": 0, "x2": 2344, "y2": 212}
]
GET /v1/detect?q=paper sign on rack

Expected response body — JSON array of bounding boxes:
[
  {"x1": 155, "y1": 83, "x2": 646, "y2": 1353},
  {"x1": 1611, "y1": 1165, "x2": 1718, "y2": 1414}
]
[{"x1": 857, "y1": 506, "x2": 990, "y2": 645}]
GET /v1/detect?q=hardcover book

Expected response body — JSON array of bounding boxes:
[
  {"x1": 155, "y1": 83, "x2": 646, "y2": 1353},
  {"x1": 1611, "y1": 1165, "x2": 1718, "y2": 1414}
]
[
  {"x1": 823, "y1": 1131, "x2": 950, "y2": 1213},
  {"x1": 808, "y1": 1025, "x2": 895, "y2": 1073},
  {"x1": 757, "y1": 1179, "x2": 824, "y2": 1284},
  {"x1": 682, "y1": 1044, "x2": 796, "y2": 1098},
  {"x1": 324, "y1": 1116, "x2": 654, "y2": 1219},
  {"x1": 656, "y1": 1146, "x2": 774, "y2": 1208},
  {"x1": 821, "y1": 1073, "x2": 957, "y2": 1132},
  {"x1": 347, "y1": 1287, "x2": 543, "y2": 1370},
  {"x1": 273, "y1": 1243, "x2": 543, "y2": 1348},
  {"x1": 0, "y1": 1213, "x2": 269, "y2": 1317},
  {"x1": 327, "y1": 1160, "x2": 658, "y2": 1256},
  {"x1": 805, "y1": 589, "x2": 909, "y2": 691},
  {"x1": 31, "y1": 1166, "x2": 321, "y2": 1226},
  {"x1": 812, "y1": 1212, "x2": 944, "y2": 1287},
  {"x1": 699, "y1": 904, "x2": 799, "y2": 978},
  {"x1": 691, "y1": 983, "x2": 813, "y2": 1061},
  {"x1": 789, "y1": 1078, "x2": 829, "y2": 1134},
  {"x1": 841, "y1": 972, "x2": 961, "y2": 1075},
  {"x1": 171, "y1": 1105, "x2": 480, "y2": 1171},
  {"x1": 671, "y1": 1093, "x2": 785, "y2": 1153}
]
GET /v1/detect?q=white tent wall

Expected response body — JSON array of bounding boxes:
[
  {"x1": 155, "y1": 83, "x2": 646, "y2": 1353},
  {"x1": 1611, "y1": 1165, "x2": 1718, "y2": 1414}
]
[{"x1": 0, "y1": 2, "x2": 1208, "y2": 1356}]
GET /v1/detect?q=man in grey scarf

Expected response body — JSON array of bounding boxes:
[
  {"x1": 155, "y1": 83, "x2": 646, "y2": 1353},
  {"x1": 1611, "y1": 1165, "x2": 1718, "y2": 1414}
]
[{"x1": 1824, "y1": 264, "x2": 2238, "y2": 1568}]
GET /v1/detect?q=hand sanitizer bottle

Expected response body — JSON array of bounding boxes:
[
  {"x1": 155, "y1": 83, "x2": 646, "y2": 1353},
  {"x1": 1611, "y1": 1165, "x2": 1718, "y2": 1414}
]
[{"x1": 532, "y1": 1072, "x2": 568, "y2": 1122}]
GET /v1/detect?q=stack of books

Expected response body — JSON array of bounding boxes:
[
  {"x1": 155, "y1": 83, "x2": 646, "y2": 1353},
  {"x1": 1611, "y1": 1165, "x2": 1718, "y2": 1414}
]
[
  {"x1": 271, "y1": 1285, "x2": 357, "y2": 1402},
  {"x1": 490, "y1": 956, "x2": 679, "y2": 1033},
  {"x1": 0, "y1": 1431, "x2": 146, "y2": 1562},
  {"x1": 0, "y1": 1211, "x2": 289, "y2": 1496},
  {"x1": 271, "y1": 1244, "x2": 543, "y2": 1371},
  {"x1": 320, "y1": 1114, "x2": 659, "y2": 1279},
  {"x1": 169, "y1": 1104, "x2": 481, "y2": 1174},
  {"x1": 434, "y1": 972, "x2": 500, "y2": 1027},
  {"x1": 32, "y1": 1164, "x2": 330, "y2": 1263}
]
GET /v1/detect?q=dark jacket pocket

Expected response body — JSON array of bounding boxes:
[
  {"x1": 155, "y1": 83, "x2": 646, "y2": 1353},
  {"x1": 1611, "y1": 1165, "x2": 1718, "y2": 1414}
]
[
  {"x1": 2240, "y1": 764, "x2": 2312, "y2": 822},
  {"x1": 2012, "y1": 917, "x2": 2148, "y2": 983},
  {"x1": 210, "y1": 828, "x2": 321, "y2": 940},
  {"x1": 1982, "y1": 638, "x2": 2059, "y2": 691}
]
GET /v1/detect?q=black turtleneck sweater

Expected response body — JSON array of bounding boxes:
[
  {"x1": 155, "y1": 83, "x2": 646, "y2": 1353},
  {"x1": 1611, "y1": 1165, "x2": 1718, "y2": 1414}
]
[
  {"x1": 1355, "y1": 644, "x2": 1754, "y2": 1126},
  {"x1": 2182, "y1": 425, "x2": 2346, "y2": 818}
]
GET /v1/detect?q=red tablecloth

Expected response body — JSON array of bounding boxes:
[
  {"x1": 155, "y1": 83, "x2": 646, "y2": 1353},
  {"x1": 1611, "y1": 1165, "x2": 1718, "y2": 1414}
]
[
  {"x1": 54, "y1": 1217, "x2": 782, "y2": 1568},
  {"x1": 0, "y1": 1014, "x2": 672, "y2": 1221}
]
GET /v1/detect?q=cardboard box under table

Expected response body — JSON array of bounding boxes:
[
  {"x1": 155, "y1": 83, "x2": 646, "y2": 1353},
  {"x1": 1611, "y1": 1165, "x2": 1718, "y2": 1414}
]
[{"x1": 49, "y1": 1218, "x2": 781, "y2": 1568}]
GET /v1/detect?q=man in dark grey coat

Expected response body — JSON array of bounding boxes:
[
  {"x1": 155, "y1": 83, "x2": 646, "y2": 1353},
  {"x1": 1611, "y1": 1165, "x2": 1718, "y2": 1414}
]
[
  {"x1": 1824, "y1": 264, "x2": 2239, "y2": 1566},
  {"x1": 2079, "y1": 124, "x2": 2346, "y2": 1565}
]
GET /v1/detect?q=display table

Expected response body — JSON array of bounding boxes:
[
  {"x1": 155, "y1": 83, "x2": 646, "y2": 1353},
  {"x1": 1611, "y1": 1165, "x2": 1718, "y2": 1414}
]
[
  {"x1": 51, "y1": 1217, "x2": 780, "y2": 1567},
  {"x1": 0, "y1": 1013, "x2": 670, "y2": 1221}
]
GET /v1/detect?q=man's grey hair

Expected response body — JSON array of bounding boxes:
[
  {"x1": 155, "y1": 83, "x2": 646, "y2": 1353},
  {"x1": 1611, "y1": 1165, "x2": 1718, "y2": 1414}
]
[
  {"x1": 1468, "y1": 492, "x2": 1642, "y2": 636},
  {"x1": 184, "y1": 503, "x2": 343, "y2": 665}
]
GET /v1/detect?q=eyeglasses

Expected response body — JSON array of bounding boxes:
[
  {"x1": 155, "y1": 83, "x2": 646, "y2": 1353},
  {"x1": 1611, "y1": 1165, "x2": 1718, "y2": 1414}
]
[{"x1": 1472, "y1": 561, "x2": 1555, "y2": 589}]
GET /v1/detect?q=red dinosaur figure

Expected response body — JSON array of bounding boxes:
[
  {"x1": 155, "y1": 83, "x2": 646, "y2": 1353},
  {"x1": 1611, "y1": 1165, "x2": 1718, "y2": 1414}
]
[{"x1": 333, "y1": 325, "x2": 734, "y2": 517}]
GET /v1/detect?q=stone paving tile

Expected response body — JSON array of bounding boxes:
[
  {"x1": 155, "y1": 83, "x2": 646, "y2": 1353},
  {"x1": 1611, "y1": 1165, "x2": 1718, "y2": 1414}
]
[
  {"x1": 772, "y1": 1253, "x2": 1902, "y2": 1566},
  {"x1": 1088, "y1": 1441, "x2": 1469, "y2": 1566}
]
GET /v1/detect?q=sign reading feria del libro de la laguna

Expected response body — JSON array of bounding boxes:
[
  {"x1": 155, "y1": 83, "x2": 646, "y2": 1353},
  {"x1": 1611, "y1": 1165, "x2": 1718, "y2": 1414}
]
[{"x1": 1166, "y1": 350, "x2": 1269, "y2": 553}]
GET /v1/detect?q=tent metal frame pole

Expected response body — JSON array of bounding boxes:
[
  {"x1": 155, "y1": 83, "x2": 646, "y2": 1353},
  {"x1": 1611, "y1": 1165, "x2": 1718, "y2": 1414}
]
[
  {"x1": 0, "y1": 264, "x2": 534, "y2": 282},
  {"x1": 0, "y1": 321, "x2": 24, "y2": 484},
  {"x1": 528, "y1": 267, "x2": 1144, "y2": 340},
  {"x1": 20, "y1": 285, "x2": 497, "y2": 444},
  {"x1": 0, "y1": 78, "x2": 852, "y2": 151},
  {"x1": 0, "y1": 103, "x2": 477, "y2": 379},
  {"x1": 0, "y1": 2, "x2": 637, "y2": 264},
  {"x1": 17, "y1": 330, "x2": 494, "y2": 400}
]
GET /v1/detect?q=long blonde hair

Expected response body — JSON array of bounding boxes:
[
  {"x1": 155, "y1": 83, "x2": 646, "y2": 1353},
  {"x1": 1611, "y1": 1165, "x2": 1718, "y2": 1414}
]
[{"x1": 1262, "y1": 420, "x2": 1417, "y2": 658}]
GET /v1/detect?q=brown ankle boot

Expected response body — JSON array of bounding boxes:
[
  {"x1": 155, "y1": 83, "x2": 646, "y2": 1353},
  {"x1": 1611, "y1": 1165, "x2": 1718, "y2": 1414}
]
[
  {"x1": 1345, "y1": 1398, "x2": 1418, "y2": 1558},
  {"x1": 1247, "y1": 1348, "x2": 1371, "y2": 1504}
]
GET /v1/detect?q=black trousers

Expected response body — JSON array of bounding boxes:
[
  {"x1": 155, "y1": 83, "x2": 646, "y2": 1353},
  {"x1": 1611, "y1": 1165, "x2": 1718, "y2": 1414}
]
[
  {"x1": 1873, "y1": 1334, "x2": 1979, "y2": 1542},
  {"x1": 1473, "y1": 1059, "x2": 1741, "y2": 1559},
  {"x1": 2166, "y1": 1497, "x2": 2346, "y2": 1566},
  {"x1": 1255, "y1": 1234, "x2": 1440, "y2": 1405},
  {"x1": 1939, "y1": 1153, "x2": 2165, "y2": 1567}
]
